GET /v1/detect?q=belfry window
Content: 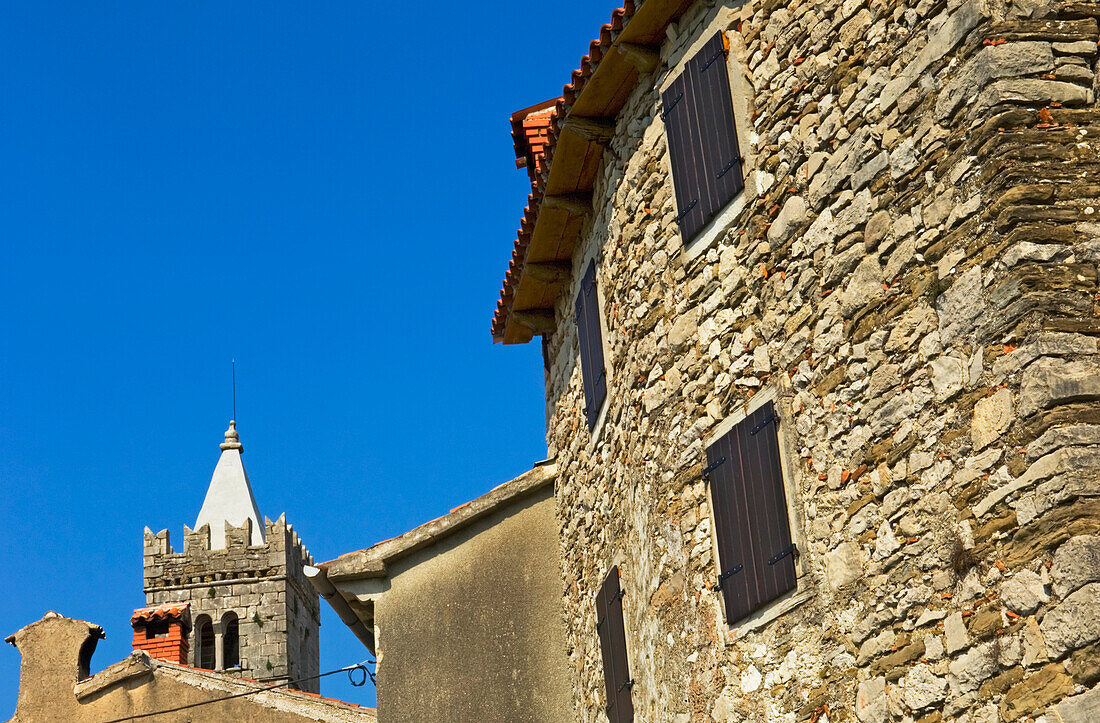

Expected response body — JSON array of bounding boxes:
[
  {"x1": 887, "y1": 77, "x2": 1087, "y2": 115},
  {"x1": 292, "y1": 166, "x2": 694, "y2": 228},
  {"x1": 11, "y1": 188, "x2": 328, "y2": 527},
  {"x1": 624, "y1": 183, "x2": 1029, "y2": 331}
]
[
  {"x1": 222, "y1": 612, "x2": 240, "y2": 669},
  {"x1": 196, "y1": 616, "x2": 215, "y2": 670}
]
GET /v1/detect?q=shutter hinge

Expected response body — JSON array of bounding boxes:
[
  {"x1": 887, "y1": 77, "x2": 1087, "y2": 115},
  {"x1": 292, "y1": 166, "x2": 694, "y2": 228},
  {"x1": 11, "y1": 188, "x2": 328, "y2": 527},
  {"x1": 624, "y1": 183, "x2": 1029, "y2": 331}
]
[
  {"x1": 674, "y1": 199, "x2": 698, "y2": 224},
  {"x1": 613, "y1": 588, "x2": 626, "y2": 602},
  {"x1": 702, "y1": 456, "x2": 726, "y2": 481},
  {"x1": 768, "y1": 544, "x2": 799, "y2": 566},
  {"x1": 618, "y1": 678, "x2": 635, "y2": 692},
  {"x1": 750, "y1": 412, "x2": 780, "y2": 436},
  {"x1": 660, "y1": 93, "x2": 683, "y2": 120},
  {"x1": 711, "y1": 564, "x2": 744, "y2": 591},
  {"x1": 701, "y1": 46, "x2": 729, "y2": 72},
  {"x1": 716, "y1": 155, "x2": 742, "y2": 179}
]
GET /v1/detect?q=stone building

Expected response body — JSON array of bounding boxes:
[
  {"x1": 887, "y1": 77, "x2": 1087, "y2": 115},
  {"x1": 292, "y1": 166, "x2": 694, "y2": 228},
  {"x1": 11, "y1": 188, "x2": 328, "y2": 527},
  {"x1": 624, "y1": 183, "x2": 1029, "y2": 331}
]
[
  {"x1": 487, "y1": 0, "x2": 1100, "y2": 720},
  {"x1": 143, "y1": 421, "x2": 321, "y2": 692}
]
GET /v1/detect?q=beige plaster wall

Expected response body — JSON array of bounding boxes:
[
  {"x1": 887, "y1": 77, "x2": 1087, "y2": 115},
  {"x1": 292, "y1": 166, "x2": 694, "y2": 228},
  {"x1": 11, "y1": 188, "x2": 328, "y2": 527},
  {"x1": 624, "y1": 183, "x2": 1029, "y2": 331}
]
[
  {"x1": 374, "y1": 487, "x2": 572, "y2": 723},
  {"x1": 5, "y1": 613, "x2": 371, "y2": 723}
]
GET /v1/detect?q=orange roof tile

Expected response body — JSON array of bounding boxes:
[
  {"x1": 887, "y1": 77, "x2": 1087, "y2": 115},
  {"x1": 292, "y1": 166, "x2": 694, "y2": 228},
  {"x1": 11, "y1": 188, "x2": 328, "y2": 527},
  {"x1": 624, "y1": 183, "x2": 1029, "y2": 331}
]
[
  {"x1": 131, "y1": 602, "x2": 190, "y2": 625},
  {"x1": 491, "y1": 4, "x2": 636, "y2": 342}
]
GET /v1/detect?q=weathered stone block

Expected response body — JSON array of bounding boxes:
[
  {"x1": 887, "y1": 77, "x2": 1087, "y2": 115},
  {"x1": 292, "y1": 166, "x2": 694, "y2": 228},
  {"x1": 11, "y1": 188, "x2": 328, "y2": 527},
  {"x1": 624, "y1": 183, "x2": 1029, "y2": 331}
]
[
  {"x1": 1001, "y1": 663, "x2": 1074, "y2": 720},
  {"x1": 1051, "y1": 535, "x2": 1100, "y2": 598},
  {"x1": 1001, "y1": 569, "x2": 1048, "y2": 614},
  {"x1": 973, "y1": 388, "x2": 1014, "y2": 450},
  {"x1": 856, "y1": 676, "x2": 887, "y2": 723},
  {"x1": 826, "y1": 541, "x2": 862, "y2": 589},
  {"x1": 1041, "y1": 583, "x2": 1100, "y2": 658},
  {"x1": 936, "y1": 42, "x2": 1055, "y2": 121}
]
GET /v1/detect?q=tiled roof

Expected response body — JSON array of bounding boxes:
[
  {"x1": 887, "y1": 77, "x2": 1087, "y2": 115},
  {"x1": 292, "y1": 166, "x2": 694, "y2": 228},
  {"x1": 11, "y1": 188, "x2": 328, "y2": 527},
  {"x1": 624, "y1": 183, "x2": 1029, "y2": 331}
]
[
  {"x1": 492, "y1": 3, "x2": 637, "y2": 343},
  {"x1": 131, "y1": 602, "x2": 190, "y2": 624},
  {"x1": 511, "y1": 99, "x2": 559, "y2": 181}
]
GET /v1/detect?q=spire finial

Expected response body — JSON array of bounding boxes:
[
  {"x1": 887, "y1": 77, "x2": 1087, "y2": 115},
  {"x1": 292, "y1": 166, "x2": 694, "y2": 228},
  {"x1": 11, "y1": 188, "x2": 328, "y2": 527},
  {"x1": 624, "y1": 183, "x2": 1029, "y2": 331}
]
[{"x1": 220, "y1": 420, "x2": 243, "y2": 452}]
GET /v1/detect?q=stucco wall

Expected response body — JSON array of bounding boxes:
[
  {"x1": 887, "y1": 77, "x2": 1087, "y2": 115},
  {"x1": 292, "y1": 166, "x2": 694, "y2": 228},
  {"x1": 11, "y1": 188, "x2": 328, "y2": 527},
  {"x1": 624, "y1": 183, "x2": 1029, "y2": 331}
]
[
  {"x1": 5, "y1": 613, "x2": 371, "y2": 723},
  {"x1": 538, "y1": 0, "x2": 1100, "y2": 720},
  {"x1": 374, "y1": 486, "x2": 572, "y2": 722}
]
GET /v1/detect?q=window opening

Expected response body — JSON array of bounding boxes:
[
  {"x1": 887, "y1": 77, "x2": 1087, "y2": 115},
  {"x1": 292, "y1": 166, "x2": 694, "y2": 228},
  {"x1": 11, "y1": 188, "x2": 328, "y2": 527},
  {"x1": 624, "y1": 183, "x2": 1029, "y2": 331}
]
[
  {"x1": 223, "y1": 613, "x2": 240, "y2": 669},
  {"x1": 196, "y1": 617, "x2": 215, "y2": 670}
]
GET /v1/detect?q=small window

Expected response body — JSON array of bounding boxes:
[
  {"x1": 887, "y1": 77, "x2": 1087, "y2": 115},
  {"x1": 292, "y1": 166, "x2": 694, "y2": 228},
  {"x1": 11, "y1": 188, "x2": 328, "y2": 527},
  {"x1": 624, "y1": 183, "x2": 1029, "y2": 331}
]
[
  {"x1": 660, "y1": 32, "x2": 745, "y2": 244},
  {"x1": 596, "y1": 566, "x2": 633, "y2": 723},
  {"x1": 706, "y1": 401, "x2": 797, "y2": 623},
  {"x1": 144, "y1": 620, "x2": 170, "y2": 639},
  {"x1": 195, "y1": 616, "x2": 215, "y2": 670},
  {"x1": 222, "y1": 612, "x2": 240, "y2": 669},
  {"x1": 575, "y1": 260, "x2": 607, "y2": 432}
]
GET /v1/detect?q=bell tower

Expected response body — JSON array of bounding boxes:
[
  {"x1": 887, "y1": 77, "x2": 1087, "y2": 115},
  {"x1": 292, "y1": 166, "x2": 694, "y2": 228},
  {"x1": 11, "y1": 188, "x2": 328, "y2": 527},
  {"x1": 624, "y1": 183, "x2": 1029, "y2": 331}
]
[{"x1": 142, "y1": 421, "x2": 321, "y2": 692}]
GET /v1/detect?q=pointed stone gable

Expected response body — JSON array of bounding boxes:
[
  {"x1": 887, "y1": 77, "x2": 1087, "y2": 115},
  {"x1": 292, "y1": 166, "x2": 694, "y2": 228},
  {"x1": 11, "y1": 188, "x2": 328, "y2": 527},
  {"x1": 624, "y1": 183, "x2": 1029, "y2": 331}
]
[{"x1": 194, "y1": 421, "x2": 264, "y2": 549}]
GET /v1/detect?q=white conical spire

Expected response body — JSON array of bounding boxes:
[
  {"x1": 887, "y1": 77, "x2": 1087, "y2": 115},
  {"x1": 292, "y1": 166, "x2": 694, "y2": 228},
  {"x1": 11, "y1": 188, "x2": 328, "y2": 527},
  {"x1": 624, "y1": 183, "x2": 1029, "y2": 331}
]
[{"x1": 195, "y1": 420, "x2": 264, "y2": 549}]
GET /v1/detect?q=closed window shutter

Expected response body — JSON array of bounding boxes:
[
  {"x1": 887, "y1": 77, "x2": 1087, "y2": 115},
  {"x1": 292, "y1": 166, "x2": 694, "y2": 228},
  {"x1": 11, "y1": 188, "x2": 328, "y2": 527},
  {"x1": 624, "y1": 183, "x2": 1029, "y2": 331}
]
[
  {"x1": 575, "y1": 261, "x2": 607, "y2": 431},
  {"x1": 660, "y1": 32, "x2": 744, "y2": 244},
  {"x1": 707, "y1": 401, "x2": 796, "y2": 622},
  {"x1": 596, "y1": 566, "x2": 633, "y2": 722}
]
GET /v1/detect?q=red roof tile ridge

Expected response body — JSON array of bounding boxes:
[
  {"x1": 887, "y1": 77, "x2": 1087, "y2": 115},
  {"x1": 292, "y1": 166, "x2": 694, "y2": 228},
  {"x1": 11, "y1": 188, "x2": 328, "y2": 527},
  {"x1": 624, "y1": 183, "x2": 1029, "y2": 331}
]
[
  {"x1": 131, "y1": 602, "x2": 190, "y2": 623},
  {"x1": 492, "y1": 4, "x2": 639, "y2": 342}
]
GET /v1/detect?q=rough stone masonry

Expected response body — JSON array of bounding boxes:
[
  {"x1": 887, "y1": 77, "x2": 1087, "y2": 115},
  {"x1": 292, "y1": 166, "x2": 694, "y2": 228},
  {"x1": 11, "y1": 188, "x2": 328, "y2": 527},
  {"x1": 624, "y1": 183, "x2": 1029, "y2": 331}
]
[{"x1": 527, "y1": 0, "x2": 1100, "y2": 720}]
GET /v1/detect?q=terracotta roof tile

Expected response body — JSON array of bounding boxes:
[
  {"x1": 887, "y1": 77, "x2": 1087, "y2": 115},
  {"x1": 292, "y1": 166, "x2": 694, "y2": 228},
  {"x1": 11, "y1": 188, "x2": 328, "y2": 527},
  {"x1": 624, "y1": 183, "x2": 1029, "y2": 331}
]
[
  {"x1": 492, "y1": 3, "x2": 638, "y2": 342},
  {"x1": 131, "y1": 602, "x2": 190, "y2": 625}
]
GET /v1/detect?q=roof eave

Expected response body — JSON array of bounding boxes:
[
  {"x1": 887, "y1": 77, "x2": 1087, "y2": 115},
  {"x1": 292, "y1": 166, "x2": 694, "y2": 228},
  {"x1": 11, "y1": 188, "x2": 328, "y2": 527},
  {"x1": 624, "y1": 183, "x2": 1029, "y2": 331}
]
[{"x1": 491, "y1": 0, "x2": 696, "y2": 345}]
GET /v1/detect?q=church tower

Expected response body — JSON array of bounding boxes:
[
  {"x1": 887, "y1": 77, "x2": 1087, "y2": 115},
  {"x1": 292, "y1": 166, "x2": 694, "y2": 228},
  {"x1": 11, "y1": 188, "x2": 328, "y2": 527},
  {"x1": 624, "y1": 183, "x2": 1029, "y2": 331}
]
[{"x1": 142, "y1": 421, "x2": 321, "y2": 692}]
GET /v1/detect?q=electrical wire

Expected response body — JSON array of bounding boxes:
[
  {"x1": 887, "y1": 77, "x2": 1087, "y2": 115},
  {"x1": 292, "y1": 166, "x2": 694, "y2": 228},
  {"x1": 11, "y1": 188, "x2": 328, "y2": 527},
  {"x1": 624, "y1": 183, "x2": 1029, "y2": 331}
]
[{"x1": 99, "y1": 659, "x2": 375, "y2": 722}]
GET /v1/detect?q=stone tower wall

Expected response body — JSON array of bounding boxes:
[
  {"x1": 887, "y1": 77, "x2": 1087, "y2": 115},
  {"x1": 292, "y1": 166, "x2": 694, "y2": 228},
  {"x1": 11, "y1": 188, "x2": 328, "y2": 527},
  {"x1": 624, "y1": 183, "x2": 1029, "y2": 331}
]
[
  {"x1": 143, "y1": 516, "x2": 321, "y2": 693},
  {"x1": 539, "y1": 0, "x2": 1100, "y2": 720}
]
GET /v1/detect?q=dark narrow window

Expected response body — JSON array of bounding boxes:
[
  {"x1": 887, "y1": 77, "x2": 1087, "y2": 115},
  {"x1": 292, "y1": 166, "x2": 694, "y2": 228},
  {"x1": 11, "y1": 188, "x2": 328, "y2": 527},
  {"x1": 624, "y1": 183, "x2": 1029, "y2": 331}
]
[
  {"x1": 661, "y1": 32, "x2": 745, "y2": 244},
  {"x1": 575, "y1": 260, "x2": 607, "y2": 431},
  {"x1": 596, "y1": 566, "x2": 633, "y2": 723},
  {"x1": 145, "y1": 620, "x2": 170, "y2": 639},
  {"x1": 222, "y1": 613, "x2": 240, "y2": 669},
  {"x1": 196, "y1": 617, "x2": 215, "y2": 670},
  {"x1": 706, "y1": 401, "x2": 797, "y2": 623}
]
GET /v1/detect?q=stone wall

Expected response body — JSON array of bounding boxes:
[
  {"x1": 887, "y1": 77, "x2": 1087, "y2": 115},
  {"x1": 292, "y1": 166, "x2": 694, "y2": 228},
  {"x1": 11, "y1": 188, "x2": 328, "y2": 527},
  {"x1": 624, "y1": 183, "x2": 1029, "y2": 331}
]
[
  {"x1": 143, "y1": 515, "x2": 320, "y2": 692},
  {"x1": 540, "y1": 0, "x2": 1100, "y2": 720}
]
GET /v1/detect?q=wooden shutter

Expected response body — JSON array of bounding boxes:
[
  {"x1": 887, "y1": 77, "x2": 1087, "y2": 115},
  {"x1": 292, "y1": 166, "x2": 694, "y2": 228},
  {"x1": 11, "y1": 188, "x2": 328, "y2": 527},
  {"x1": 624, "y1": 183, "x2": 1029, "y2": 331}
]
[
  {"x1": 706, "y1": 401, "x2": 797, "y2": 623},
  {"x1": 596, "y1": 566, "x2": 633, "y2": 723},
  {"x1": 660, "y1": 32, "x2": 745, "y2": 244},
  {"x1": 575, "y1": 261, "x2": 607, "y2": 431}
]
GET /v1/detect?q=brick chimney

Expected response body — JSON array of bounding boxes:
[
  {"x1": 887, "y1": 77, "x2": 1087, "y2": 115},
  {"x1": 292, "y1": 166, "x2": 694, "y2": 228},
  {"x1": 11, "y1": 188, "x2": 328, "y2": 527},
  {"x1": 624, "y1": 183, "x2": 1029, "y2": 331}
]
[{"x1": 130, "y1": 602, "x2": 191, "y2": 665}]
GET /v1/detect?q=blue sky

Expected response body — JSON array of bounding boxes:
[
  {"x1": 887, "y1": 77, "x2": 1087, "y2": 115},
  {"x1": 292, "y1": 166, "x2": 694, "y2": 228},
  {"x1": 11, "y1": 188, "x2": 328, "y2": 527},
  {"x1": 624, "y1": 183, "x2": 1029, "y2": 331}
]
[{"x1": 0, "y1": 1, "x2": 614, "y2": 711}]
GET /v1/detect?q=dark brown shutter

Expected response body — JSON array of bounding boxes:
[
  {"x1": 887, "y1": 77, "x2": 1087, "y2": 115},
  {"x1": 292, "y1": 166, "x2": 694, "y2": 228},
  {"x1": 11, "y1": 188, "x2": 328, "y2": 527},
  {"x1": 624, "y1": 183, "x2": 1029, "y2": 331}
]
[
  {"x1": 706, "y1": 401, "x2": 796, "y2": 622},
  {"x1": 660, "y1": 32, "x2": 744, "y2": 244},
  {"x1": 575, "y1": 261, "x2": 607, "y2": 431},
  {"x1": 596, "y1": 566, "x2": 633, "y2": 723}
]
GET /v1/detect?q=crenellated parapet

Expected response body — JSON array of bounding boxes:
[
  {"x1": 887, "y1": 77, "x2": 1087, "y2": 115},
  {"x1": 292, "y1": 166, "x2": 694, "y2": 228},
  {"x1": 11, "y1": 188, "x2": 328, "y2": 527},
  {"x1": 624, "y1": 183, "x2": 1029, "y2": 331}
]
[
  {"x1": 140, "y1": 421, "x2": 321, "y2": 692},
  {"x1": 143, "y1": 516, "x2": 311, "y2": 593}
]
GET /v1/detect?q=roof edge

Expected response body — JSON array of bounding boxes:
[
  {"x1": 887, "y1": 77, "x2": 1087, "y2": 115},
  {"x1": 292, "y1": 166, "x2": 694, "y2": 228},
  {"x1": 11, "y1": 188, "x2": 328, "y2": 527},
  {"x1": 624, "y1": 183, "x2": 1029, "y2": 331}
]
[{"x1": 321, "y1": 462, "x2": 557, "y2": 582}]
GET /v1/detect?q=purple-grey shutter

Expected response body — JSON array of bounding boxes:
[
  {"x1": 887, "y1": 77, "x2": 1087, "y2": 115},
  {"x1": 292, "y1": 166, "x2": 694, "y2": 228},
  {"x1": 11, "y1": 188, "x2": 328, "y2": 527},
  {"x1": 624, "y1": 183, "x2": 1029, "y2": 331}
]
[
  {"x1": 707, "y1": 401, "x2": 796, "y2": 622},
  {"x1": 660, "y1": 32, "x2": 744, "y2": 244},
  {"x1": 575, "y1": 261, "x2": 607, "y2": 431},
  {"x1": 596, "y1": 566, "x2": 633, "y2": 723}
]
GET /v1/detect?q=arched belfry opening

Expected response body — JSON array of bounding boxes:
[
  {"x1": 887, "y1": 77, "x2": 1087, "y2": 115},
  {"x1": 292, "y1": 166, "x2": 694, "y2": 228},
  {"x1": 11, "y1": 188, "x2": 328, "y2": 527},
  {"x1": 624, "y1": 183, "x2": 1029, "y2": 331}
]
[
  {"x1": 195, "y1": 615, "x2": 215, "y2": 670},
  {"x1": 222, "y1": 611, "x2": 240, "y2": 670}
]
